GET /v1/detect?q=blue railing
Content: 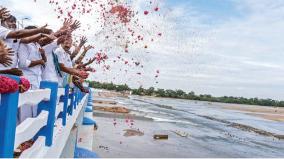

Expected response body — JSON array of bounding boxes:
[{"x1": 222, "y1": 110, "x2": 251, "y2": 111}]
[{"x1": 0, "y1": 75, "x2": 86, "y2": 158}]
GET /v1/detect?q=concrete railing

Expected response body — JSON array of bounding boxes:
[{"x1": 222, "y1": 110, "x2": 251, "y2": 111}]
[{"x1": 0, "y1": 75, "x2": 88, "y2": 158}]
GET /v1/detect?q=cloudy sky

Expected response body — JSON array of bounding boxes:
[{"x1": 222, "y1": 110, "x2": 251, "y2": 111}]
[{"x1": 2, "y1": 0, "x2": 284, "y2": 100}]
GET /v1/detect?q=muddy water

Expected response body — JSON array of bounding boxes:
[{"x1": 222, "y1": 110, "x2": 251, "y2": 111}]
[{"x1": 93, "y1": 95, "x2": 284, "y2": 158}]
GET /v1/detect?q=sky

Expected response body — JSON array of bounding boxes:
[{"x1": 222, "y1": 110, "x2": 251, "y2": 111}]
[{"x1": 2, "y1": 0, "x2": 284, "y2": 100}]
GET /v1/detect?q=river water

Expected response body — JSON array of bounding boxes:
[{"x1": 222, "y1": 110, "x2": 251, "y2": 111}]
[{"x1": 93, "y1": 94, "x2": 284, "y2": 157}]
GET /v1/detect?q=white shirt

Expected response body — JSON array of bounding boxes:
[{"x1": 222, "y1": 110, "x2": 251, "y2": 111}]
[
  {"x1": 56, "y1": 46, "x2": 73, "y2": 68},
  {"x1": 0, "y1": 26, "x2": 10, "y2": 40},
  {"x1": 18, "y1": 43, "x2": 42, "y2": 89},
  {"x1": 0, "y1": 26, "x2": 19, "y2": 70},
  {"x1": 41, "y1": 41, "x2": 59, "y2": 83},
  {"x1": 54, "y1": 46, "x2": 73, "y2": 87}
]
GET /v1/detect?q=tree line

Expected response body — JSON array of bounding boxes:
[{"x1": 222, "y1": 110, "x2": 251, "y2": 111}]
[{"x1": 87, "y1": 81, "x2": 284, "y2": 107}]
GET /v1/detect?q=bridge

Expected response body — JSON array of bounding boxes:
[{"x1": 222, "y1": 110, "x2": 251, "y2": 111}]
[{"x1": 0, "y1": 75, "x2": 96, "y2": 158}]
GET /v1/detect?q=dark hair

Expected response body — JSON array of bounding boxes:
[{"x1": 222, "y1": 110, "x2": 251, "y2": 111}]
[{"x1": 25, "y1": 26, "x2": 37, "y2": 29}]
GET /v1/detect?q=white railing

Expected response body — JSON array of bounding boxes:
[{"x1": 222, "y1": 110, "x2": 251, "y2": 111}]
[
  {"x1": 0, "y1": 75, "x2": 88, "y2": 158},
  {"x1": 18, "y1": 89, "x2": 51, "y2": 107},
  {"x1": 20, "y1": 95, "x2": 88, "y2": 158},
  {"x1": 15, "y1": 111, "x2": 49, "y2": 150}
]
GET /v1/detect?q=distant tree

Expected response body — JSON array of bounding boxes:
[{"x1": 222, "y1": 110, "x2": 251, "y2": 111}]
[
  {"x1": 133, "y1": 86, "x2": 145, "y2": 95},
  {"x1": 156, "y1": 89, "x2": 166, "y2": 97},
  {"x1": 145, "y1": 87, "x2": 155, "y2": 96},
  {"x1": 165, "y1": 89, "x2": 177, "y2": 98},
  {"x1": 87, "y1": 81, "x2": 284, "y2": 107},
  {"x1": 176, "y1": 89, "x2": 186, "y2": 98}
]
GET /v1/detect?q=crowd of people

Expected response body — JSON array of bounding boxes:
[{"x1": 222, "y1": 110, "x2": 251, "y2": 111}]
[
  {"x1": 0, "y1": 7, "x2": 97, "y2": 92},
  {"x1": 0, "y1": 6, "x2": 98, "y2": 129}
]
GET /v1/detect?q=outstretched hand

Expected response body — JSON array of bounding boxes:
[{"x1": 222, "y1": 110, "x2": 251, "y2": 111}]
[
  {"x1": 63, "y1": 19, "x2": 73, "y2": 28},
  {"x1": 83, "y1": 45, "x2": 93, "y2": 52},
  {"x1": 89, "y1": 57, "x2": 96, "y2": 63},
  {"x1": 70, "y1": 20, "x2": 81, "y2": 31},
  {"x1": 59, "y1": 19, "x2": 80, "y2": 35},
  {"x1": 80, "y1": 36, "x2": 87, "y2": 45},
  {"x1": 76, "y1": 70, "x2": 89, "y2": 79},
  {"x1": 84, "y1": 67, "x2": 96, "y2": 72},
  {"x1": 42, "y1": 33, "x2": 57, "y2": 41},
  {"x1": 54, "y1": 28, "x2": 69, "y2": 38},
  {"x1": 0, "y1": 52, "x2": 13, "y2": 67},
  {"x1": 39, "y1": 24, "x2": 53, "y2": 34},
  {"x1": 0, "y1": 41, "x2": 14, "y2": 67},
  {"x1": 0, "y1": 7, "x2": 10, "y2": 19}
]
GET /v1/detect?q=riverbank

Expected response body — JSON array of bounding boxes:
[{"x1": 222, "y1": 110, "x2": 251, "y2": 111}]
[
  {"x1": 91, "y1": 90, "x2": 284, "y2": 158},
  {"x1": 217, "y1": 102, "x2": 284, "y2": 122},
  {"x1": 133, "y1": 94, "x2": 284, "y2": 122}
]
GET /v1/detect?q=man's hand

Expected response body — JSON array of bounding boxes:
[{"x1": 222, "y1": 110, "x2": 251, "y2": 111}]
[
  {"x1": 85, "y1": 67, "x2": 96, "y2": 72},
  {"x1": 7, "y1": 68, "x2": 23, "y2": 76},
  {"x1": 39, "y1": 48, "x2": 47, "y2": 62},
  {"x1": 0, "y1": 41, "x2": 14, "y2": 67},
  {"x1": 39, "y1": 24, "x2": 53, "y2": 34},
  {"x1": 70, "y1": 20, "x2": 81, "y2": 31},
  {"x1": 0, "y1": 53, "x2": 13, "y2": 67},
  {"x1": 53, "y1": 28, "x2": 69, "y2": 38},
  {"x1": 83, "y1": 45, "x2": 93, "y2": 52},
  {"x1": 62, "y1": 19, "x2": 73, "y2": 29},
  {"x1": 75, "y1": 70, "x2": 89, "y2": 79},
  {"x1": 39, "y1": 59, "x2": 46, "y2": 65},
  {"x1": 89, "y1": 57, "x2": 96, "y2": 63},
  {"x1": 41, "y1": 33, "x2": 57, "y2": 41},
  {"x1": 80, "y1": 36, "x2": 87, "y2": 46},
  {"x1": 0, "y1": 7, "x2": 10, "y2": 19},
  {"x1": 60, "y1": 19, "x2": 81, "y2": 32}
]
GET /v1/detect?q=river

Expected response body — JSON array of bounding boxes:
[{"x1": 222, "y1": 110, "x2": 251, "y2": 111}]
[{"x1": 92, "y1": 93, "x2": 284, "y2": 157}]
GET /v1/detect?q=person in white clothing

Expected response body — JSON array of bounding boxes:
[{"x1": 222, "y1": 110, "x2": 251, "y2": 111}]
[
  {"x1": 54, "y1": 36, "x2": 89, "y2": 87},
  {"x1": 18, "y1": 43, "x2": 45, "y2": 89},
  {"x1": 40, "y1": 20, "x2": 82, "y2": 83},
  {"x1": 17, "y1": 40, "x2": 44, "y2": 122},
  {"x1": 18, "y1": 26, "x2": 57, "y2": 89},
  {"x1": 16, "y1": 25, "x2": 59, "y2": 123},
  {"x1": 0, "y1": 15, "x2": 51, "y2": 76},
  {"x1": 41, "y1": 40, "x2": 60, "y2": 83},
  {"x1": 0, "y1": 16, "x2": 22, "y2": 75}
]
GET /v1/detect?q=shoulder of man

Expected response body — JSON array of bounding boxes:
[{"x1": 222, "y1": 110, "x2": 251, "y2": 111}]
[{"x1": 54, "y1": 46, "x2": 63, "y2": 55}]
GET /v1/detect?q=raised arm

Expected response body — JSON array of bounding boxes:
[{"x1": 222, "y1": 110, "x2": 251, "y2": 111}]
[
  {"x1": 19, "y1": 34, "x2": 43, "y2": 44},
  {"x1": 82, "y1": 57, "x2": 96, "y2": 67},
  {"x1": 70, "y1": 36, "x2": 87, "y2": 60},
  {"x1": 33, "y1": 33, "x2": 57, "y2": 46},
  {"x1": 6, "y1": 24, "x2": 52, "y2": 39},
  {"x1": 39, "y1": 34, "x2": 67, "y2": 47},
  {"x1": 59, "y1": 63, "x2": 89, "y2": 79},
  {"x1": 0, "y1": 68, "x2": 23, "y2": 76},
  {"x1": 54, "y1": 18, "x2": 80, "y2": 37},
  {"x1": 75, "y1": 45, "x2": 93, "y2": 64}
]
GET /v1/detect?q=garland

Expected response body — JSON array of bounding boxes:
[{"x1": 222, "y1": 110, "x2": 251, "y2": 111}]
[
  {"x1": 0, "y1": 76, "x2": 31, "y2": 94},
  {"x1": 19, "y1": 77, "x2": 31, "y2": 93},
  {"x1": 0, "y1": 75, "x2": 19, "y2": 93}
]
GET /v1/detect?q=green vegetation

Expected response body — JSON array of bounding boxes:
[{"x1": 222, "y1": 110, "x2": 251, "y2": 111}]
[
  {"x1": 88, "y1": 81, "x2": 131, "y2": 92},
  {"x1": 87, "y1": 81, "x2": 284, "y2": 107}
]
